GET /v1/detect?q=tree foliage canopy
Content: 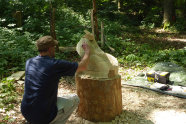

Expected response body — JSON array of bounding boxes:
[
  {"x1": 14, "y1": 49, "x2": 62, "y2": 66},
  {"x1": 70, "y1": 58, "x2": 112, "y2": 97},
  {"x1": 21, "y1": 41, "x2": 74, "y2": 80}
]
[{"x1": 0, "y1": 0, "x2": 186, "y2": 78}]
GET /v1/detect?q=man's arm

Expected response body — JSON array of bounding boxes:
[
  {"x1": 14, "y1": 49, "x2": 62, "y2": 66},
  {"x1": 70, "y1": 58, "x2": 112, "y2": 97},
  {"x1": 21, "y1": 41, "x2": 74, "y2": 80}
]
[{"x1": 76, "y1": 43, "x2": 90, "y2": 72}]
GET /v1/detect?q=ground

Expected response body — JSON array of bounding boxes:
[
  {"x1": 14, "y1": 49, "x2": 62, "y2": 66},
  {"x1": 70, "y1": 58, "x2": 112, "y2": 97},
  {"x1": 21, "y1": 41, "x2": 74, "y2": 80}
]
[
  {"x1": 64, "y1": 83, "x2": 186, "y2": 124},
  {"x1": 1, "y1": 67, "x2": 186, "y2": 124}
]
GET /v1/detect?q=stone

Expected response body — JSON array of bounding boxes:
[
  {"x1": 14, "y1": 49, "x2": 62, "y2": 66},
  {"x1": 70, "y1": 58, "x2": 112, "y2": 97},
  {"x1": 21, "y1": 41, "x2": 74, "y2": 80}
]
[
  {"x1": 170, "y1": 71, "x2": 186, "y2": 86},
  {"x1": 17, "y1": 80, "x2": 24, "y2": 85},
  {"x1": 22, "y1": 76, "x2": 25, "y2": 80},
  {"x1": 7, "y1": 71, "x2": 25, "y2": 81},
  {"x1": 151, "y1": 62, "x2": 185, "y2": 73}
]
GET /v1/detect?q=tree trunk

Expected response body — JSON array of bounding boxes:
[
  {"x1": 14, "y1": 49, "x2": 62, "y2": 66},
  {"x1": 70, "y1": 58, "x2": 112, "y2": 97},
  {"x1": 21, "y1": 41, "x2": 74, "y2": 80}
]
[
  {"x1": 50, "y1": 5, "x2": 56, "y2": 39},
  {"x1": 92, "y1": 0, "x2": 99, "y2": 41},
  {"x1": 163, "y1": 0, "x2": 175, "y2": 28},
  {"x1": 13, "y1": 11, "x2": 22, "y2": 27},
  {"x1": 117, "y1": 0, "x2": 123, "y2": 12},
  {"x1": 50, "y1": 3, "x2": 59, "y2": 51},
  {"x1": 101, "y1": 22, "x2": 104, "y2": 47},
  {"x1": 76, "y1": 74, "x2": 122, "y2": 122},
  {"x1": 183, "y1": 2, "x2": 186, "y2": 18}
]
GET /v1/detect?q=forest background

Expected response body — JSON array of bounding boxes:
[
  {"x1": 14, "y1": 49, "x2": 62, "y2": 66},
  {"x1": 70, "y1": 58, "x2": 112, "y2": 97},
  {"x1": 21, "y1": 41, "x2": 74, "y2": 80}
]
[{"x1": 0, "y1": 0, "x2": 186, "y2": 122}]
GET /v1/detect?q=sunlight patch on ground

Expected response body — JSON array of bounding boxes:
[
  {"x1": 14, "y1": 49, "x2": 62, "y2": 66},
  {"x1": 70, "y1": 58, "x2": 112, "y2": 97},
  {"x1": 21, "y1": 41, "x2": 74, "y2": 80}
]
[
  {"x1": 167, "y1": 38, "x2": 186, "y2": 42},
  {"x1": 149, "y1": 109, "x2": 186, "y2": 124},
  {"x1": 0, "y1": 108, "x2": 5, "y2": 113},
  {"x1": 154, "y1": 28, "x2": 172, "y2": 33}
]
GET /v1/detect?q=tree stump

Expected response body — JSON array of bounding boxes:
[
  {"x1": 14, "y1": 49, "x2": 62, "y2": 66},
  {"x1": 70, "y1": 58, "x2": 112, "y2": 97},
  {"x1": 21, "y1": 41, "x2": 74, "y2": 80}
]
[{"x1": 76, "y1": 74, "x2": 122, "y2": 122}]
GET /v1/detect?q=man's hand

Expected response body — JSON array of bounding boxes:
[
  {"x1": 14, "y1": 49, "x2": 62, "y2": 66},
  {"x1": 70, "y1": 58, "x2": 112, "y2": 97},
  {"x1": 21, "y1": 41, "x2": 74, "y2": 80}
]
[
  {"x1": 82, "y1": 42, "x2": 90, "y2": 55},
  {"x1": 76, "y1": 43, "x2": 90, "y2": 72}
]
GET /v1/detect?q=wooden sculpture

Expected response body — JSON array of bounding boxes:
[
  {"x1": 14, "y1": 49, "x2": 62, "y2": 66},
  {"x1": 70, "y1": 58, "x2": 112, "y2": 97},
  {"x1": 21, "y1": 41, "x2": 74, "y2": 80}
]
[{"x1": 76, "y1": 30, "x2": 122, "y2": 122}]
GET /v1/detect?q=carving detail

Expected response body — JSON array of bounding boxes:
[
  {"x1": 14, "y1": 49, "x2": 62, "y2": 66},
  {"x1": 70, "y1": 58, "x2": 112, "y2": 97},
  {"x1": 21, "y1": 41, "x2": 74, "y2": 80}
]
[{"x1": 76, "y1": 30, "x2": 118, "y2": 79}]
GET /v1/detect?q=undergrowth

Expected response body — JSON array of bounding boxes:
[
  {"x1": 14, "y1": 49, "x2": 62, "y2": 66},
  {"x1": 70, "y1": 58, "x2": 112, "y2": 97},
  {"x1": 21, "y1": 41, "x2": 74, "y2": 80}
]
[
  {"x1": 0, "y1": 78, "x2": 18, "y2": 111},
  {"x1": 0, "y1": 7, "x2": 185, "y2": 79}
]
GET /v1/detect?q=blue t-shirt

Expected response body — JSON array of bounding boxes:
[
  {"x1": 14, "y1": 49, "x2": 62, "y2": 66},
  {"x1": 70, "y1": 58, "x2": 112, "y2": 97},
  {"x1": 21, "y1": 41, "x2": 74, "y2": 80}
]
[{"x1": 21, "y1": 56, "x2": 78, "y2": 124}]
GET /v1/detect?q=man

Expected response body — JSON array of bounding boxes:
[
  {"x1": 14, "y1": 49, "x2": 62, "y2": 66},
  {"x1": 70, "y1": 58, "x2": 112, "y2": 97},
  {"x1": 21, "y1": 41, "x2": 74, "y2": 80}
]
[{"x1": 21, "y1": 36, "x2": 90, "y2": 124}]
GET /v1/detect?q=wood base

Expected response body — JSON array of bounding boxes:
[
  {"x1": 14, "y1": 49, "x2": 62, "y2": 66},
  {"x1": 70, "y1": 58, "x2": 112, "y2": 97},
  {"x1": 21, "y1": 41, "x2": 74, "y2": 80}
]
[{"x1": 76, "y1": 75, "x2": 122, "y2": 122}]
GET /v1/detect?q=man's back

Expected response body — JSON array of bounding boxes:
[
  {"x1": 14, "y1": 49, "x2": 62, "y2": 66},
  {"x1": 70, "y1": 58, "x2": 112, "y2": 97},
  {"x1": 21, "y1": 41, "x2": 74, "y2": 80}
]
[{"x1": 21, "y1": 56, "x2": 78, "y2": 124}]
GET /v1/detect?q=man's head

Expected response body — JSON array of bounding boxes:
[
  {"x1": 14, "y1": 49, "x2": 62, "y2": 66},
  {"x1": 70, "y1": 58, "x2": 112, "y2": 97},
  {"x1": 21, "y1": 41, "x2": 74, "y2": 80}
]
[{"x1": 36, "y1": 36, "x2": 58, "y2": 57}]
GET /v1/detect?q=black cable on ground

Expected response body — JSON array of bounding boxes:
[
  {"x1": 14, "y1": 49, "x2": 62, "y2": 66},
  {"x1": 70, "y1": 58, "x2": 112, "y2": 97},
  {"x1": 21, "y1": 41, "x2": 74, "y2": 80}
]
[{"x1": 122, "y1": 83, "x2": 186, "y2": 99}]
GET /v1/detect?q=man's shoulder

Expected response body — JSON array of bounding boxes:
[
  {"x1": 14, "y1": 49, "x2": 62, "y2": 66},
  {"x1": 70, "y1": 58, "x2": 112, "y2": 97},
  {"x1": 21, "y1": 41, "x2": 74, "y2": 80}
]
[
  {"x1": 27, "y1": 56, "x2": 54, "y2": 62},
  {"x1": 27, "y1": 56, "x2": 38, "y2": 61}
]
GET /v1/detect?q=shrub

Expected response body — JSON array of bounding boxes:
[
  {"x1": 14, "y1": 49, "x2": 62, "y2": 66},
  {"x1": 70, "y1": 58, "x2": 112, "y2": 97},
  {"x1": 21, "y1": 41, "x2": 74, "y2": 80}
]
[{"x1": 0, "y1": 27, "x2": 37, "y2": 78}]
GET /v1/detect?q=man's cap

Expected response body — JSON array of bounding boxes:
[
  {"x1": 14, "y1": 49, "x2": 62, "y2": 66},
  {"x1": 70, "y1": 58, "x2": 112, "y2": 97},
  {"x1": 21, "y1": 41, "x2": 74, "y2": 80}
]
[{"x1": 36, "y1": 36, "x2": 58, "y2": 51}]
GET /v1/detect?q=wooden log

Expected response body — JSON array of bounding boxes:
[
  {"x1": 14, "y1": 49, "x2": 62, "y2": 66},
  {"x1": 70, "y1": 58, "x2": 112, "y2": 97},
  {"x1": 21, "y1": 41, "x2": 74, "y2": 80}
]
[
  {"x1": 76, "y1": 74, "x2": 122, "y2": 122},
  {"x1": 59, "y1": 46, "x2": 76, "y2": 52}
]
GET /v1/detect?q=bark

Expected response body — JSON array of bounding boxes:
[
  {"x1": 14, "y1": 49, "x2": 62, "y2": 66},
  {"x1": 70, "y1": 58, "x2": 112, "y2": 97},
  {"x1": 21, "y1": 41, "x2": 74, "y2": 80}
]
[
  {"x1": 13, "y1": 11, "x2": 22, "y2": 27},
  {"x1": 163, "y1": 0, "x2": 176, "y2": 25},
  {"x1": 117, "y1": 0, "x2": 123, "y2": 12},
  {"x1": 76, "y1": 74, "x2": 122, "y2": 122},
  {"x1": 184, "y1": 2, "x2": 186, "y2": 18},
  {"x1": 50, "y1": 3, "x2": 59, "y2": 51},
  {"x1": 101, "y1": 22, "x2": 104, "y2": 47},
  {"x1": 92, "y1": 0, "x2": 99, "y2": 41},
  {"x1": 50, "y1": 4, "x2": 56, "y2": 40}
]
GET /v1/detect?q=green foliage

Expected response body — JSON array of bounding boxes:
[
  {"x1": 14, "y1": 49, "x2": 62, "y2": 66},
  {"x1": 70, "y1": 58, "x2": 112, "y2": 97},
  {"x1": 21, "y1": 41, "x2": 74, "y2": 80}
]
[
  {"x1": 0, "y1": 27, "x2": 37, "y2": 78},
  {"x1": 0, "y1": 78, "x2": 17, "y2": 111},
  {"x1": 102, "y1": 22, "x2": 185, "y2": 68},
  {"x1": 23, "y1": 16, "x2": 50, "y2": 33},
  {"x1": 169, "y1": 18, "x2": 186, "y2": 32},
  {"x1": 163, "y1": 22, "x2": 171, "y2": 30},
  {"x1": 64, "y1": 0, "x2": 92, "y2": 14},
  {"x1": 56, "y1": 7, "x2": 91, "y2": 46},
  {"x1": 141, "y1": 6, "x2": 162, "y2": 28},
  {"x1": 0, "y1": 0, "x2": 185, "y2": 77},
  {"x1": 109, "y1": 36, "x2": 186, "y2": 68},
  {"x1": 104, "y1": 20, "x2": 123, "y2": 35}
]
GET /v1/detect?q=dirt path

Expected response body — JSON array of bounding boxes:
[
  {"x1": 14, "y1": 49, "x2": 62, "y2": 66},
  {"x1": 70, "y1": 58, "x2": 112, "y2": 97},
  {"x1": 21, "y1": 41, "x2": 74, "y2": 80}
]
[{"x1": 61, "y1": 83, "x2": 186, "y2": 124}]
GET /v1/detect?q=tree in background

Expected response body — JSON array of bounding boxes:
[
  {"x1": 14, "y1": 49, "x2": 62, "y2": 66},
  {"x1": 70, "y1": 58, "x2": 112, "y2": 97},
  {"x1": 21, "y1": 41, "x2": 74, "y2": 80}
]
[
  {"x1": 163, "y1": 0, "x2": 186, "y2": 30},
  {"x1": 92, "y1": 0, "x2": 99, "y2": 41},
  {"x1": 117, "y1": 0, "x2": 124, "y2": 12},
  {"x1": 163, "y1": 0, "x2": 176, "y2": 29},
  {"x1": 0, "y1": 0, "x2": 185, "y2": 31},
  {"x1": 49, "y1": 1, "x2": 57, "y2": 40},
  {"x1": 176, "y1": 0, "x2": 186, "y2": 18}
]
